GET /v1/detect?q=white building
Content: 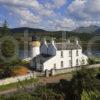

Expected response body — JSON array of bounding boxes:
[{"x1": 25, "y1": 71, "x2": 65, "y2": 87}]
[{"x1": 30, "y1": 36, "x2": 88, "y2": 71}]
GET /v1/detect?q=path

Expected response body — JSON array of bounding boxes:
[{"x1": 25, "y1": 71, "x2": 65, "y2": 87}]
[{"x1": 0, "y1": 73, "x2": 72, "y2": 95}]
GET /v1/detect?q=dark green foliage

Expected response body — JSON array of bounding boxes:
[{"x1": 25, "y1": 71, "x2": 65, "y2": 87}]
[
  {"x1": 88, "y1": 58, "x2": 96, "y2": 65},
  {"x1": 1, "y1": 20, "x2": 10, "y2": 36},
  {"x1": 1, "y1": 40, "x2": 15, "y2": 58},
  {"x1": 0, "y1": 86, "x2": 63, "y2": 100},
  {"x1": 71, "y1": 68, "x2": 97, "y2": 93},
  {"x1": 0, "y1": 59, "x2": 26, "y2": 79},
  {"x1": 96, "y1": 73, "x2": 100, "y2": 79},
  {"x1": 96, "y1": 68, "x2": 100, "y2": 80},
  {"x1": 0, "y1": 21, "x2": 15, "y2": 59},
  {"x1": 46, "y1": 67, "x2": 100, "y2": 100}
]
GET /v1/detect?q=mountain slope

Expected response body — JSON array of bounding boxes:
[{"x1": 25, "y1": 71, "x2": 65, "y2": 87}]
[
  {"x1": 73, "y1": 25, "x2": 100, "y2": 33},
  {"x1": 11, "y1": 27, "x2": 46, "y2": 33}
]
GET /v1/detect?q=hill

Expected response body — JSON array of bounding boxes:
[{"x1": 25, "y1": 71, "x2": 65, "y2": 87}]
[
  {"x1": 10, "y1": 27, "x2": 46, "y2": 33},
  {"x1": 73, "y1": 25, "x2": 100, "y2": 34}
]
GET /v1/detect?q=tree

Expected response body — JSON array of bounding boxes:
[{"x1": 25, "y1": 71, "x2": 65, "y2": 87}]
[
  {"x1": 71, "y1": 67, "x2": 98, "y2": 100},
  {"x1": 88, "y1": 58, "x2": 96, "y2": 65},
  {"x1": 1, "y1": 20, "x2": 10, "y2": 36},
  {"x1": 1, "y1": 39, "x2": 15, "y2": 58}
]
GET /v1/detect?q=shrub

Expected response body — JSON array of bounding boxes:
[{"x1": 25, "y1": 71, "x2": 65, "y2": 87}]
[
  {"x1": 20, "y1": 60, "x2": 30, "y2": 67},
  {"x1": 88, "y1": 58, "x2": 96, "y2": 65},
  {"x1": 11, "y1": 66, "x2": 29, "y2": 76}
]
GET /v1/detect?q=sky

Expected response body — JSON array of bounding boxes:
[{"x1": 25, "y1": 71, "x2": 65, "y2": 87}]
[{"x1": 0, "y1": 0, "x2": 100, "y2": 31}]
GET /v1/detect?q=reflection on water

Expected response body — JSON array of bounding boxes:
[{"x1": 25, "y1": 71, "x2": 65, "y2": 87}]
[
  {"x1": 19, "y1": 49, "x2": 100, "y2": 59},
  {"x1": 19, "y1": 49, "x2": 31, "y2": 59},
  {"x1": 84, "y1": 51, "x2": 100, "y2": 57}
]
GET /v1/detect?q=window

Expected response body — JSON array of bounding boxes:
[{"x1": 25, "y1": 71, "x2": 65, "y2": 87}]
[
  {"x1": 76, "y1": 59, "x2": 79, "y2": 66},
  {"x1": 61, "y1": 61, "x2": 64, "y2": 67},
  {"x1": 54, "y1": 63, "x2": 56, "y2": 69},
  {"x1": 69, "y1": 50, "x2": 72, "y2": 57},
  {"x1": 61, "y1": 51, "x2": 63, "y2": 58},
  {"x1": 69, "y1": 60, "x2": 72, "y2": 66},
  {"x1": 82, "y1": 59, "x2": 85, "y2": 65},
  {"x1": 76, "y1": 50, "x2": 78, "y2": 56}
]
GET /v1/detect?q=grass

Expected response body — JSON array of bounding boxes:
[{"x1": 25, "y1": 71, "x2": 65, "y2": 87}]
[
  {"x1": 95, "y1": 57, "x2": 100, "y2": 63},
  {"x1": 0, "y1": 78, "x2": 38, "y2": 92},
  {"x1": 0, "y1": 73, "x2": 73, "y2": 92}
]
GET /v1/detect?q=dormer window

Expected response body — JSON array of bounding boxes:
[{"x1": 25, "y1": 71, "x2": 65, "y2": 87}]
[{"x1": 61, "y1": 51, "x2": 63, "y2": 58}]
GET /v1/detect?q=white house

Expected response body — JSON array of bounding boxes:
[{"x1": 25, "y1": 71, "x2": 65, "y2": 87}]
[{"x1": 30, "y1": 36, "x2": 88, "y2": 71}]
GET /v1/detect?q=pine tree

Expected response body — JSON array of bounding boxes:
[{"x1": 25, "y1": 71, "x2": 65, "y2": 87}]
[{"x1": 1, "y1": 20, "x2": 10, "y2": 36}]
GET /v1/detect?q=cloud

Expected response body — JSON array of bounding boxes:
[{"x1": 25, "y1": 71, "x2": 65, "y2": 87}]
[
  {"x1": 0, "y1": 0, "x2": 100, "y2": 30},
  {"x1": 53, "y1": 0, "x2": 66, "y2": 8},
  {"x1": 67, "y1": 0, "x2": 100, "y2": 27},
  {"x1": 45, "y1": 0, "x2": 67, "y2": 9},
  {"x1": 46, "y1": 17, "x2": 75, "y2": 31},
  {"x1": 0, "y1": 0, "x2": 55, "y2": 28},
  {"x1": 68, "y1": 0, "x2": 100, "y2": 19},
  {"x1": 85, "y1": 0, "x2": 100, "y2": 14},
  {"x1": 0, "y1": 0, "x2": 42, "y2": 10},
  {"x1": 68, "y1": 0, "x2": 88, "y2": 20},
  {"x1": 0, "y1": 0, "x2": 76, "y2": 30}
]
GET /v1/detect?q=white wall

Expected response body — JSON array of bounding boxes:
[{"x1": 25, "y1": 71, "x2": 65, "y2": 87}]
[
  {"x1": 0, "y1": 73, "x2": 36, "y2": 86},
  {"x1": 43, "y1": 50, "x2": 72, "y2": 71},
  {"x1": 31, "y1": 46, "x2": 40, "y2": 58},
  {"x1": 43, "y1": 49, "x2": 88, "y2": 71},
  {"x1": 72, "y1": 49, "x2": 82, "y2": 67}
]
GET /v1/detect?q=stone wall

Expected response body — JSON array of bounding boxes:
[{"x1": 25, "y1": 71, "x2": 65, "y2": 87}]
[
  {"x1": 50, "y1": 68, "x2": 77, "y2": 76},
  {"x1": 51, "y1": 64, "x2": 100, "y2": 76},
  {"x1": 0, "y1": 72, "x2": 36, "y2": 86},
  {"x1": 0, "y1": 64, "x2": 99, "y2": 86}
]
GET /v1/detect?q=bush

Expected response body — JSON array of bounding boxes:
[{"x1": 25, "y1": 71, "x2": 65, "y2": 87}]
[
  {"x1": 11, "y1": 66, "x2": 29, "y2": 76},
  {"x1": 1, "y1": 40, "x2": 15, "y2": 58},
  {"x1": 0, "y1": 67, "x2": 12, "y2": 79},
  {"x1": 88, "y1": 58, "x2": 96, "y2": 65},
  {"x1": 20, "y1": 60, "x2": 30, "y2": 67}
]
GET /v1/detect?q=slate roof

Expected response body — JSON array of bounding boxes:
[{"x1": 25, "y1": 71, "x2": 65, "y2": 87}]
[
  {"x1": 55, "y1": 43, "x2": 82, "y2": 50},
  {"x1": 32, "y1": 54, "x2": 53, "y2": 64}
]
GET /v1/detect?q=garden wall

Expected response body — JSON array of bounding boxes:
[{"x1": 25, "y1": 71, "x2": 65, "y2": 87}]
[
  {"x1": 51, "y1": 64, "x2": 100, "y2": 76},
  {"x1": 0, "y1": 72, "x2": 36, "y2": 86}
]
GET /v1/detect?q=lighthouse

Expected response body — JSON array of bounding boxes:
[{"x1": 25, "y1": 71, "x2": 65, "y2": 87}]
[{"x1": 31, "y1": 35, "x2": 40, "y2": 58}]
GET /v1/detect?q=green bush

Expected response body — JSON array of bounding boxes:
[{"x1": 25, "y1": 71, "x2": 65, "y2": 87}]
[{"x1": 88, "y1": 58, "x2": 96, "y2": 65}]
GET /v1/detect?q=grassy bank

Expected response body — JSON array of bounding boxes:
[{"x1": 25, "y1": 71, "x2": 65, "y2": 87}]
[{"x1": 0, "y1": 78, "x2": 38, "y2": 92}]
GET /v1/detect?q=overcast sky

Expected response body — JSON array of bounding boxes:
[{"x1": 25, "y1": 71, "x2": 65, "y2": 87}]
[{"x1": 0, "y1": 0, "x2": 100, "y2": 31}]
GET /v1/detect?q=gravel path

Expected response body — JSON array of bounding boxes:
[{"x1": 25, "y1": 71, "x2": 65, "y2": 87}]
[{"x1": 0, "y1": 73, "x2": 72, "y2": 95}]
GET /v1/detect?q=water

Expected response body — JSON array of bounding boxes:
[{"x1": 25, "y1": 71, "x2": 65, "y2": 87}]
[
  {"x1": 19, "y1": 49, "x2": 100, "y2": 59},
  {"x1": 84, "y1": 50, "x2": 100, "y2": 57},
  {"x1": 19, "y1": 49, "x2": 31, "y2": 59}
]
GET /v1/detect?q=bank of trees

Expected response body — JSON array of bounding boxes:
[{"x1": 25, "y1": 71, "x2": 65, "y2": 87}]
[{"x1": 0, "y1": 21, "x2": 29, "y2": 79}]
